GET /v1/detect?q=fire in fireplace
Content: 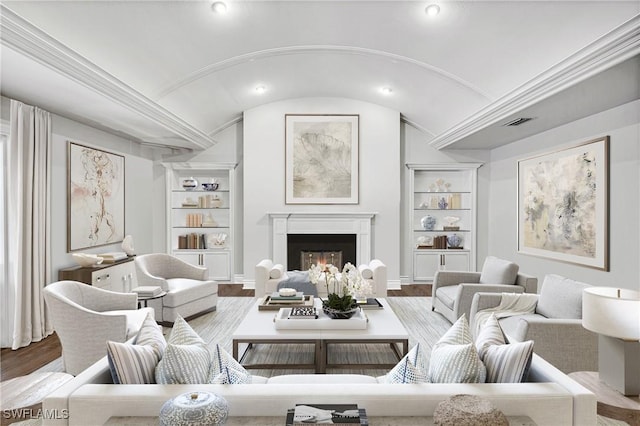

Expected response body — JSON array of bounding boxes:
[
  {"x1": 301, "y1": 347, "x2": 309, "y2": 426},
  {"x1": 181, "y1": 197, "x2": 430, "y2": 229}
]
[{"x1": 287, "y1": 234, "x2": 356, "y2": 270}]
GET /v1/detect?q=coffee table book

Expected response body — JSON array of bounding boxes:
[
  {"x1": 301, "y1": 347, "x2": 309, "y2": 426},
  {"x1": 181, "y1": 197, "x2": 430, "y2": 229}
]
[
  {"x1": 286, "y1": 404, "x2": 368, "y2": 425},
  {"x1": 259, "y1": 295, "x2": 315, "y2": 311},
  {"x1": 357, "y1": 298, "x2": 383, "y2": 310},
  {"x1": 270, "y1": 291, "x2": 305, "y2": 302}
]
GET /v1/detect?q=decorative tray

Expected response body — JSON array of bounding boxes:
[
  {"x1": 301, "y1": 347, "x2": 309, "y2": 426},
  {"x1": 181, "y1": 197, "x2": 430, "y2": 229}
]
[
  {"x1": 274, "y1": 307, "x2": 368, "y2": 330},
  {"x1": 258, "y1": 295, "x2": 314, "y2": 311}
]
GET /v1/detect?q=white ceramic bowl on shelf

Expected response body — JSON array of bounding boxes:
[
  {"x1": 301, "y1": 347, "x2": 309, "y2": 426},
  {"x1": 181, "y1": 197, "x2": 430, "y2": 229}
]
[{"x1": 72, "y1": 253, "x2": 104, "y2": 267}]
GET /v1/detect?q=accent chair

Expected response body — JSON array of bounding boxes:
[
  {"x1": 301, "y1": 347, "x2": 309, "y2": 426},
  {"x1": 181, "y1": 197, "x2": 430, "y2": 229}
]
[
  {"x1": 43, "y1": 280, "x2": 153, "y2": 375},
  {"x1": 135, "y1": 253, "x2": 218, "y2": 326},
  {"x1": 431, "y1": 256, "x2": 537, "y2": 324}
]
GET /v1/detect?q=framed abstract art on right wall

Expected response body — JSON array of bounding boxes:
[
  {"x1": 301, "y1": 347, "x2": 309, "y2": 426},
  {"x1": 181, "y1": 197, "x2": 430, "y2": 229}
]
[{"x1": 517, "y1": 136, "x2": 609, "y2": 270}]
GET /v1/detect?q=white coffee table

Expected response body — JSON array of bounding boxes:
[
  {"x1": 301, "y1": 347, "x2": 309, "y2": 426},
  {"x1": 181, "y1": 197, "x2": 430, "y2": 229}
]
[{"x1": 232, "y1": 298, "x2": 409, "y2": 373}]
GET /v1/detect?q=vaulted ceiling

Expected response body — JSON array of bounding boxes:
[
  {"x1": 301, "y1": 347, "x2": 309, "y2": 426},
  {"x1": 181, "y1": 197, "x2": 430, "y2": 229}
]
[{"x1": 1, "y1": 1, "x2": 639, "y2": 151}]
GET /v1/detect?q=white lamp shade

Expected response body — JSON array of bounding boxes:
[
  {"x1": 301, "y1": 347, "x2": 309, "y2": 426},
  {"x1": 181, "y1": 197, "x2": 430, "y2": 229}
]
[{"x1": 582, "y1": 287, "x2": 640, "y2": 341}]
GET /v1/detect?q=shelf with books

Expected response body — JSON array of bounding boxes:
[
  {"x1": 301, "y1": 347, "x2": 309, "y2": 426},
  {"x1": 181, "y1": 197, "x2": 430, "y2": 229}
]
[
  {"x1": 163, "y1": 162, "x2": 237, "y2": 282},
  {"x1": 407, "y1": 163, "x2": 481, "y2": 282}
]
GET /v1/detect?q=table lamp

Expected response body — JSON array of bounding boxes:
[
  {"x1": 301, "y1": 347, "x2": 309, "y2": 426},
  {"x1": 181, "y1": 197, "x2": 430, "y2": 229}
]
[{"x1": 582, "y1": 287, "x2": 640, "y2": 396}]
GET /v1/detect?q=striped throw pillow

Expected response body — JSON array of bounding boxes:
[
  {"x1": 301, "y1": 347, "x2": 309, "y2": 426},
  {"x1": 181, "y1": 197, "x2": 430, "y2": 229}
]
[
  {"x1": 209, "y1": 344, "x2": 251, "y2": 384},
  {"x1": 475, "y1": 313, "x2": 534, "y2": 383},
  {"x1": 383, "y1": 343, "x2": 428, "y2": 383},
  {"x1": 106, "y1": 313, "x2": 164, "y2": 384}
]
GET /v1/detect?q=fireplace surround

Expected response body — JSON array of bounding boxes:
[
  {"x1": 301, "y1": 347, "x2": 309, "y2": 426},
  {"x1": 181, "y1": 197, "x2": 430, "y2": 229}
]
[{"x1": 269, "y1": 213, "x2": 375, "y2": 270}]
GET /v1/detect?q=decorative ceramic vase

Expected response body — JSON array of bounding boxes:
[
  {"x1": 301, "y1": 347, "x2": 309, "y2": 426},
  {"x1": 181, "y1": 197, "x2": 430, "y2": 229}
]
[
  {"x1": 420, "y1": 215, "x2": 436, "y2": 231},
  {"x1": 159, "y1": 392, "x2": 228, "y2": 426},
  {"x1": 438, "y1": 197, "x2": 448, "y2": 210},
  {"x1": 182, "y1": 177, "x2": 198, "y2": 191},
  {"x1": 322, "y1": 302, "x2": 359, "y2": 319},
  {"x1": 447, "y1": 233, "x2": 463, "y2": 248},
  {"x1": 201, "y1": 179, "x2": 219, "y2": 191}
]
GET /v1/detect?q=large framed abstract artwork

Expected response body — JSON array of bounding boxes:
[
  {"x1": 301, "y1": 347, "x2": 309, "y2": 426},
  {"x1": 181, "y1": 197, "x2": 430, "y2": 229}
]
[
  {"x1": 67, "y1": 142, "x2": 125, "y2": 252},
  {"x1": 517, "y1": 136, "x2": 609, "y2": 270},
  {"x1": 285, "y1": 114, "x2": 359, "y2": 204}
]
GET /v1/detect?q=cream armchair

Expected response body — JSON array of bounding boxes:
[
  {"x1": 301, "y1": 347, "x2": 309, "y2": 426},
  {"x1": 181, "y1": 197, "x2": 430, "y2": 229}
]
[
  {"x1": 135, "y1": 253, "x2": 218, "y2": 325},
  {"x1": 255, "y1": 259, "x2": 388, "y2": 299},
  {"x1": 431, "y1": 256, "x2": 537, "y2": 324},
  {"x1": 43, "y1": 280, "x2": 153, "y2": 375}
]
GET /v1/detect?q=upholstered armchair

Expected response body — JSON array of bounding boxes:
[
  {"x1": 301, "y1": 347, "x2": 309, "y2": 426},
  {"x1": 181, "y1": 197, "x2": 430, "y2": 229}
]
[
  {"x1": 469, "y1": 274, "x2": 598, "y2": 373},
  {"x1": 135, "y1": 253, "x2": 218, "y2": 325},
  {"x1": 43, "y1": 280, "x2": 153, "y2": 375},
  {"x1": 431, "y1": 256, "x2": 537, "y2": 324}
]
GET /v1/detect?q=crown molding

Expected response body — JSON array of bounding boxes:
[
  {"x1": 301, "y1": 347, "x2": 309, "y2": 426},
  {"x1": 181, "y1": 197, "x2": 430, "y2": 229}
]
[
  {"x1": 429, "y1": 14, "x2": 640, "y2": 150},
  {"x1": 0, "y1": 5, "x2": 215, "y2": 150}
]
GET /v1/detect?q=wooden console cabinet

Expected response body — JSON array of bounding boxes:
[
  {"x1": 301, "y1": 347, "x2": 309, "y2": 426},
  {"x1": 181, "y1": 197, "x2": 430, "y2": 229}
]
[{"x1": 58, "y1": 257, "x2": 136, "y2": 293}]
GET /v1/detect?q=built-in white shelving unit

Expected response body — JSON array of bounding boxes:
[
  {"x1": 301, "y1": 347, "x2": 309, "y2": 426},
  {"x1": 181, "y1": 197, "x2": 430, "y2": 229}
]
[
  {"x1": 163, "y1": 162, "x2": 237, "y2": 282},
  {"x1": 407, "y1": 163, "x2": 482, "y2": 282}
]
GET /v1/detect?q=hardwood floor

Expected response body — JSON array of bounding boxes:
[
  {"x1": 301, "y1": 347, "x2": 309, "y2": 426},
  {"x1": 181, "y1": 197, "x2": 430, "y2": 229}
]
[{"x1": 0, "y1": 283, "x2": 430, "y2": 381}]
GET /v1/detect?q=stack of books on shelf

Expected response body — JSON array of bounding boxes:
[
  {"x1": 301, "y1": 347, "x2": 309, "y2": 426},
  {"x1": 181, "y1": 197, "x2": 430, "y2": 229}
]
[
  {"x1": 286, "y1": 404, "x2": 367, "y2": 425},
  {"x1": 186, "y1": 213, "x2": 203, "y2": 227},
  {"x1": 98, "y1": 252, "x2": 128, "y2": 263},
  {"x1": 131, "y1": 286, "x2": 163, "y2": 297},
  {"x1": 177, "y1": 233, "x2": 206, "y2": 249},
  {"x1": 197, "y1": 194, "x2": 222, "y2": 208},
  {"x1": 432, "y1": 235, "x2": 448, "y2": 249}
]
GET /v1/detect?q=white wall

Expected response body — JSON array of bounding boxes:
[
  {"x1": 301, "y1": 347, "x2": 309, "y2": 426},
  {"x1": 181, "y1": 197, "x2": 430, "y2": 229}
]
[
  {"x1": 49, "y1": 115, "x2": 157, "y2": 281},
  {"x1": 487, "y1": 100, "x2": 640, "y2": 290},
  {"x1": 243, "y1": 98, "x2": 401, "y2": 286}
]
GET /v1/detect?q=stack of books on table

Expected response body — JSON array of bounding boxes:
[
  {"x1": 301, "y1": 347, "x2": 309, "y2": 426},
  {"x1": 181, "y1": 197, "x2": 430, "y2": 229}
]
[
  {"x1": 98, "y1": 252, "x2": 128, "y2": 263},
  {"x1": 288, "y1": 306, "x2": 318, "y2": 319},
  {"x1": 270, "y1": 291, "x2": 305, "y2": 303},
  {"x1": 357, "y1": 298, "x2": 383, "y2": 310},
  {"x1": 286, "y1": 404, "x2": 368, "y2": 425},
  {"x1": 131, "y1": 286, "x2": 163, "y2": 297}
]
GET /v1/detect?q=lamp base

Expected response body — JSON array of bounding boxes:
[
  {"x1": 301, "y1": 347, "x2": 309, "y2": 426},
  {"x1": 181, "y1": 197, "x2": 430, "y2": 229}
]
[{"x1": 599, "y1": 335, "x2": 640, "y2": 396}]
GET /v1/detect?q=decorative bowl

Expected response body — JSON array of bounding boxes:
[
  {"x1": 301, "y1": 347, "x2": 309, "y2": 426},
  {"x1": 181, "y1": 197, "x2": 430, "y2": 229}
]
[
  {"x1": 201, "y1": 182, "x2": 219, "y2": 191},
  {"x1": 278, "y1": 288, "x2": 297, "y2": 297},
  {"x1": 72, "y1": 253, "x2": 104, "y2": 267},
  {"x1": 322, "y1": 303, "x2": 359, "y2": 319},
  {"x1": 182, "y1": 177, "x2": 198, "y2": 191}
]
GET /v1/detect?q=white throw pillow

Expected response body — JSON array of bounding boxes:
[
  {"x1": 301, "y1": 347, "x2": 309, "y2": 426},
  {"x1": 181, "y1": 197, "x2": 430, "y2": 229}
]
[
  {"x1": 427, "y1": 314, "x2": 486, "y2": 383},
  {"x1": 270, "y1": 264, "x2": 285, "y2": 279},
  {"x1": 475, "y1": 313, "x2": 534, "y2": 383},
  {"x1": 155, "y1": 315, "x2": 210, "y2": 384},
  {"x1": 209, "y1": 344, "x2": 252, "y2": 384},
  {"x1": 383, "y1": 343, "x2": 428, "y2": 384}
]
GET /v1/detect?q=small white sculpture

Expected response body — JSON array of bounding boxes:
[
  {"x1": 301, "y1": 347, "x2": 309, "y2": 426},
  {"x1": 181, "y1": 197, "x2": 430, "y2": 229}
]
[
  {"x1": 121, "y1": 235, "x2": 135, "y2": 256},
  {"x1": 72, "y1": 253, "x2": 104, "y2": 267},
  {"x1": 443, "y1": 216, "x2": 461, "y2": 227}
]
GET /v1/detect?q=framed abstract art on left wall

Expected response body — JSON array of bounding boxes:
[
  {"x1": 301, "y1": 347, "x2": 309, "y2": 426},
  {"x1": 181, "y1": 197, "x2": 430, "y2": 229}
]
[{"x1": 67, "y1": 141, "x2": 125, "y2": 252}]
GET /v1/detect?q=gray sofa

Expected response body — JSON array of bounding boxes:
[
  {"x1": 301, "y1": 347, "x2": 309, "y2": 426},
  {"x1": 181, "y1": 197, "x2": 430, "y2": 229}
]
[
  {"x1": 470, "y1": 274, "x2": 598, "y2": 374},
  {"x1": 432, "y1": 256, "x2": 537, "y2": 323}
]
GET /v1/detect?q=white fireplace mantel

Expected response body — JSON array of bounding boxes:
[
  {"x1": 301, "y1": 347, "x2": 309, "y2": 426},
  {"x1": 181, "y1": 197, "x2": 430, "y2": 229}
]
[{"x1": 268, "y1": 212, "x2": 376, "y2": 268}]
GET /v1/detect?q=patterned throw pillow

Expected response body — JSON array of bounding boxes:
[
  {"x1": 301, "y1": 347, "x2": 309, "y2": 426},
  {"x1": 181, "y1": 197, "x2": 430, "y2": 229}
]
[
  {"x1": 155, "y1": 315, "x2": 211, "y2": 384},
  {"x1": 427, "y1": 314, "x2": 486, "y2": 383},
  {"x1": 475, "y1": 313, "x2": 534, "y2": 383},
  {"x1": 209, "y1": 344, "x2": 252, "y2": 384},
  {"x1": 384, "y1": 343, "x2": 428, "y2": 384},
  {"x1": 106, "y1": 312, "x2": 165, "y2": 384}
]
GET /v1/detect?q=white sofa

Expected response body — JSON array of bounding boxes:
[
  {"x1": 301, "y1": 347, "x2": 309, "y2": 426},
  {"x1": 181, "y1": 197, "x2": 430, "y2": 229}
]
[
  {"x1": 43, "y1": 353, "x2": 595, "y2": 426},
  {"x1": 255, "y1": 259, "x2": 388, "y2": 298}
]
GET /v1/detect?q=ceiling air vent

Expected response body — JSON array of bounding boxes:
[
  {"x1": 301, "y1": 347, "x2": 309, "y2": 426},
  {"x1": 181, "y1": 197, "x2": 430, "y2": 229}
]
[{"x1": 502, "y1": 117, "x2": 535, "y2": 127}]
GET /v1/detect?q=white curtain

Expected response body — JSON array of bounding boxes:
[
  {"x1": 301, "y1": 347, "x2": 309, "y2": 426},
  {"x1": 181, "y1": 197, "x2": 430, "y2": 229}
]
[{"x1": 5, "y1": 100, "x2": 53, "y2": 349}]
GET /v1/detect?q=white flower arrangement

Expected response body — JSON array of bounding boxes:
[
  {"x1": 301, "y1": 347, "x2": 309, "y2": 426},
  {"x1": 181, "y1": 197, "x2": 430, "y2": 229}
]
[{"x1": 309, "y1": 262, "x2": 371, "y2": 298}]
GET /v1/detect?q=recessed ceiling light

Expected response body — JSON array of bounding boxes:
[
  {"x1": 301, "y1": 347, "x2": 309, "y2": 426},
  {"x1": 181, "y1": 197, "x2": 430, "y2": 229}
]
[
  {"x1": 380, "y1": 87, "x2": 393, "y2": 95},
  {"x1": 425, "y1": 4, "x2": 440, "y2": 17},
  {"x1": 211, "y1": 1, "x2": 227, "y2": 14},
  {"x1": 255, "y1": 85, "x2": 266, "y2": 94}
]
